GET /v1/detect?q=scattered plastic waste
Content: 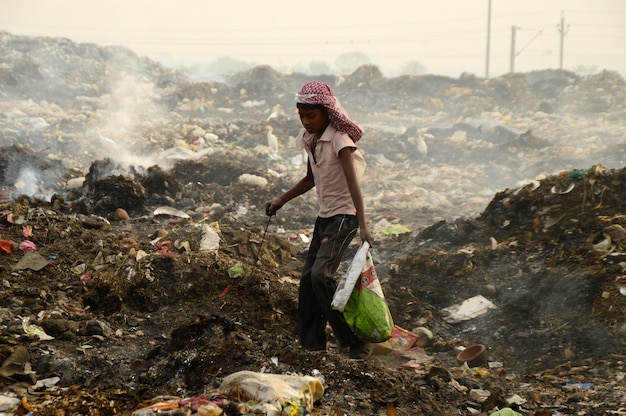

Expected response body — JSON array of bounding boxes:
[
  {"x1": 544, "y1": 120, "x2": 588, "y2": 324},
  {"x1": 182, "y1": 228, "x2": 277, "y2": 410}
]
[
  {"x1": 551, "y1": 183, "x2": 575, "y2": 194},
  {"x1": 236, "y1": 204, "x2": 248, "y2": 215},
  {"x1": 132, "y1": 402, "x2": 182, "y2": 415},
  {"x1": 6, "y1": 212, "x2": 25, "y2": 225},
  {"x1": 563, "y1": 381, "x2": 593, "y2": 390},
  {"x1": 0, "y1": 394, "x2": 20, "y2": 413},
  {"x1": 18, "y1": 240, "x2": 37, "y2": 251},
  {"x1": 72, "y1": 263, "x2": 87, "y2": 274},
  {"x1": 379, "y1": 223, "x2": 411, "y2": 236},
  {"x1": 469, "y1": 388, "x2": 490, "y2": 403},
  {"x1": 227, "y1": 263, "x2": 244, "y2": 278},
  {"x1": 66, "y1": 177, "x2": 85, "y2": 190},
  {"x1": 154, "y1": 240, "x2": 180, "y2": 259},
  {"x1": 489, "y1": 408, "x2": 522, "y2": 416},
  {"x1": 219, "y1": 370, "x2": 324, "y2": 414},
  {"x1": 0, "y1": 240, "x2": 13, "y2": 254},
  {"x1": 568, "y1": 169, "x2": 585, "y2": 179},
  {"x1": 441, "y1": 295, "x2": 496, "y2": 323},
  {"x1": 22, "y1": 225, "x2": 32, "y2": 238},
  {"x1": 174, "y1": 239, "x2": 191, "y2": 253},
  {"x1": 388, "y1": 325, "x2": 419, "y2": 352},
  {"x1": 218, "y1": 284, "x2": 232, "y2": 298},
  {"x1": 238, "y1": 173, "x2": 268, "y2": 188},
  {"x1": 199, "y1": 222, "x2": 221, "y2": 254},
  {"x1": 153, "y1": 206, "x2": 191, "y2": 218},
  {"x1": 21, "y1": 317, "x2": 54, "y2": 340},
  {"x1": 158, "y1": 146, "x2": 214, "y2": 164}
]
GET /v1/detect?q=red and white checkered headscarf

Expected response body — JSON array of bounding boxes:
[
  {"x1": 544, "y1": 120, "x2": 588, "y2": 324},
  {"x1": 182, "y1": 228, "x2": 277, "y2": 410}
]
[{"x1": 295, "y1": 82, "x2": 363, "y2": 143}]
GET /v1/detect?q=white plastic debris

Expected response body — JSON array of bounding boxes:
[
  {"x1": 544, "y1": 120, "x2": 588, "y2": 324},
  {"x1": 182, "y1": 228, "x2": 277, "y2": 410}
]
[
  {"x1": 153, "y1": 206, "x2": 191, "y2": 218},
  {"x1": 22, "y1": 317, "x2": 54, "y2": 340},
  {"x1": 219, "y1": 370, "x2": 324, "y2": 414},
  {"x1": 199, "y1": 222, "x2": 221, "y2": 253},
  {"x1": 66, "y1": 177, "x2": 85, "y2": 190},
  {"x1": 33, "y1": 376, "x2": 61, "y2": 389},
  {"x1": 0, "y1": 394, "x2": 20, "y2": 413},
  {"x1": 238, "y1": 173, "x2": 268, "y2": 188},
  {"x1": 469, "y1": 389, "x2": 491, "y2": 403},
  {"x1": 440, "y1": 295, "x2": 496, "y2": 324}
]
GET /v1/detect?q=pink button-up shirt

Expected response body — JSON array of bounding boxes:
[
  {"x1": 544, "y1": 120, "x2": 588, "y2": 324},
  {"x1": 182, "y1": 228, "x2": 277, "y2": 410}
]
[{"x1": 302, "y1": 124, "x2": 362, "y2": 218}]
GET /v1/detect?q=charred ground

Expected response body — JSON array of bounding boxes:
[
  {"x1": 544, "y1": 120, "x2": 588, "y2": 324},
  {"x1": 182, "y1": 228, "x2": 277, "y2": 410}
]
[{"x1": 1, "y1": 31, "x2": 625, "y2": 415}]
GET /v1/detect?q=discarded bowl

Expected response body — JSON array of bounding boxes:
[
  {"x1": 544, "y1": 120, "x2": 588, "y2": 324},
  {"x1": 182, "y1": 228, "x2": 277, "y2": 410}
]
[{"x1": 456, "y1": 344, "x2": 487, "y2": 367}]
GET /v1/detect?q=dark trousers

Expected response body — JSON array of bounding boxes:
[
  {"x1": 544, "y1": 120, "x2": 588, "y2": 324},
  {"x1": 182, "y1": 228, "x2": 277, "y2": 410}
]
[{"x1": 298, "y1": 214, "x2": 360, "y2": 349}]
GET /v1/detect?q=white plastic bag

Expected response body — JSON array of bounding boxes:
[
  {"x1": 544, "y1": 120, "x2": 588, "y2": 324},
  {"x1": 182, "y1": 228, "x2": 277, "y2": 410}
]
[
  {"x1": 341, "y1": 249, "x2": 394, "y2": 343},
  {"x1": 331, "y1": 242, "x2": 370, "y2": 312},
  {"x1": 218, "y1": 370, "x2": 324, "y2": 414}
]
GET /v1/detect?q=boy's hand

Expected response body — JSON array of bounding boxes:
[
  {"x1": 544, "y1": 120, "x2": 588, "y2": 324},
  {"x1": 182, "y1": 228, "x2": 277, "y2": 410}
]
[
  {"x1": 265, "y1": 198, "x2": 283, "y2": 216},
  {"x1": 360, "y1": 227, "x2": 375, "y2": 247}
]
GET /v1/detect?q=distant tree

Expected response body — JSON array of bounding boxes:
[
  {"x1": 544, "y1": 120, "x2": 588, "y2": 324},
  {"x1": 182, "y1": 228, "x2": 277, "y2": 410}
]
[
  {"x1": 400, "y1": 60, "x2": 428, "y2": 76},
  {"x1": 335, "y1": 51, "x2": 371, "y2": 74}
]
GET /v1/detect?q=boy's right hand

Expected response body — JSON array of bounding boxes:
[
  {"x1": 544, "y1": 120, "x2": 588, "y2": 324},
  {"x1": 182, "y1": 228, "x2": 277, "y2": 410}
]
[{"x1": 265, "y1": 198, "x2": 283, "y2": 216}]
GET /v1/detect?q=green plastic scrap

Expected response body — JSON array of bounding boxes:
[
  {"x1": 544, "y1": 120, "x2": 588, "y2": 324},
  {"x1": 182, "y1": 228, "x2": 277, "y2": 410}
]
[
  {"x1": 380, "y1": 224, "x2": 411, "y2": 236},
  {"x1": 568, "y1": 169, "x2": 585, "y2": 179},
  {"x1": 174, "y1": 239, "x2": 191, "y2": 253},
  {"x1": 228, "y1": 263, "x2": 245, "y2": 278}
]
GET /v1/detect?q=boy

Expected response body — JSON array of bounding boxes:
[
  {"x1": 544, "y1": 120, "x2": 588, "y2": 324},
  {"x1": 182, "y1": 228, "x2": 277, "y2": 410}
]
[{"x1": 265, "y1": 82, "x2": 374, "y2": 359}]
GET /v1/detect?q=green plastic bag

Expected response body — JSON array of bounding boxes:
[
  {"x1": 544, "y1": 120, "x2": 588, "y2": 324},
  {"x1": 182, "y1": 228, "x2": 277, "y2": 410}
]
[{"x1": 342, "y1": 249, "x2": 394, "y2": 343}]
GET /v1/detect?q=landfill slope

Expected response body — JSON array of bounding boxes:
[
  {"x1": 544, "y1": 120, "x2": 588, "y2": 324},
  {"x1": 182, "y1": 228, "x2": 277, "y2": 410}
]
[{"x1": 1, "y1": 31, "x2": 625, "y2": 415}]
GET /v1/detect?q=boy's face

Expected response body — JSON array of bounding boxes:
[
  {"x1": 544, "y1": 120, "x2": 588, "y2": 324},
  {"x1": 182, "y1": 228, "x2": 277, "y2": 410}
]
[{"x1": 298, "y1": 107, "x2": 329, "y2": 136}]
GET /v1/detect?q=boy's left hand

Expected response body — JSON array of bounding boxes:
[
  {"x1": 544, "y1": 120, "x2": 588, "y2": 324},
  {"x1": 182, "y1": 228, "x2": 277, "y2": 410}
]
[{"x1": 360, "y1": 227, "x2": 375, "y2": 247}]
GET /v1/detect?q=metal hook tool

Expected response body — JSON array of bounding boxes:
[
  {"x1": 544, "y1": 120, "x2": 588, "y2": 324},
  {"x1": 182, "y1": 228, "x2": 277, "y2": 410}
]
[{"x1": 252, "y1": 215, "x2": 272, "y2": 267}]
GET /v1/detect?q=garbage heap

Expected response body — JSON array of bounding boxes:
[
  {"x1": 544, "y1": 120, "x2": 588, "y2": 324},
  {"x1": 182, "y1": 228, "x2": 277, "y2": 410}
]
[{"x1": 0, "y1": 30, "x2": 625, "y2": 415}]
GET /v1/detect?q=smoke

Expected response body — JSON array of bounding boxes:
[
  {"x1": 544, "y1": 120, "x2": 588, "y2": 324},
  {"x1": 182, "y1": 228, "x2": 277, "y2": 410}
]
[
  {"x1": 14, "y1": 166, "x2": 42, "y2": 197},
  {"x1": 84, "y1": 72, "x2": 169, "y2": 170}
]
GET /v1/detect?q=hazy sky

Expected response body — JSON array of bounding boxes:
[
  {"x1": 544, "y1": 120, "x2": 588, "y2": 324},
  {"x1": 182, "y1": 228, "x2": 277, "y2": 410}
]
[{"x1": 1, "y1": 0, "x2": 625, "y2": 77}]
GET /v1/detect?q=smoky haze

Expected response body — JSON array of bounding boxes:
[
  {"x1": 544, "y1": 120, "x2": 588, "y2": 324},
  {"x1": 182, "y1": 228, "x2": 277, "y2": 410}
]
[
  {"x1": 0, "y1": 8, "x2": 625, "y2": 413},
  {"x1": 0, "y1": 30, "x2": 624, "y2": 232},
  {"x1": 1, "y1": 0, "x2": 625, "y2": 80}
]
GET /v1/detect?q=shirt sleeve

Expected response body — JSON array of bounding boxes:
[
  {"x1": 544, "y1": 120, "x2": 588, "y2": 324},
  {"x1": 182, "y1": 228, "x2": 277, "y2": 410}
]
[{"x1": 332, "y1": 131, "x2": 356, "y2": 156}]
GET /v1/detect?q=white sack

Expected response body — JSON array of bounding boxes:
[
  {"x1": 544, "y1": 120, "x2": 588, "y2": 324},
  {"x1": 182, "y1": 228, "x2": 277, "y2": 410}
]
[
  {"x1": 219, "y1": 370, "x2": 324, "y2": 413},
  {"x1": 331, "y1": 241, "x2": 370, "y2": 312}
]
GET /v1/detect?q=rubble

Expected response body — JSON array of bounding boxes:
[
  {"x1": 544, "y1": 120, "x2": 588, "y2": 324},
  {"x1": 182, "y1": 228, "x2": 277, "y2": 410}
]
[{"x1": 0, "y1": 31, "x2": 625, "y2": 414}]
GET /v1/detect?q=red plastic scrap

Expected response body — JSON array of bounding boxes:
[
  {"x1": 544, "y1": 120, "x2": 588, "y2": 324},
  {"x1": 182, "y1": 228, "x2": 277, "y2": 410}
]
[
  {"x1": 154, "y1": 240, "x2": 180, "y2": 259},
  {"x1": 59, "y1": 302, "x2": 87, "y2": 315},
  {"x1": 22, "y1": 225, "x2": 32, "y2": 238},
  {"x1": 0, "y1": 240, "x2": 12, "y2": 254},
  {"x1": 179, "y1": 393, "x2": 227, "y2": 412},
  {"x1": 132, "y1": 397, "x2": 182, "y2": 415},
  {"x1": 218, "y1": 284, "x2": 232, "y2": 298},
  {"x1": 19, "y1": 240, "x2": 37, "y2": 251}
]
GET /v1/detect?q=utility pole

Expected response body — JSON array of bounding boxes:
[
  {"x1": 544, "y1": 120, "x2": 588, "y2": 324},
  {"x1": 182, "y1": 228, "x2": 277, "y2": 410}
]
[
  {"x1": 510, "y1": 25, "x2": 517, "y2": 73},
  {"x1": 558, "y1": 11, "x2": 569, "y2": 69},
  {"x1": 509, "y1": 26, "x2": 544, "y2": 74},
  {"x1": 485, "y1": 0, "x2": 492, "y2": 78}
]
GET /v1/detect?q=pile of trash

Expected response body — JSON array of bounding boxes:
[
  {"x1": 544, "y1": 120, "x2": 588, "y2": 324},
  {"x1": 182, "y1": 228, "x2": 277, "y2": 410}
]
[{"x1": 1, "y1": 31, "x2": 625, "y2": 414}]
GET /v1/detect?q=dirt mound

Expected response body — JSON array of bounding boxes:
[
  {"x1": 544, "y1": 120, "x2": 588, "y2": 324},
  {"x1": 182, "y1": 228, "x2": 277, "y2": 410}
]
[
  {"x1": 1, "y1": 154, "x2": 625, "y2": 414},
  {"x1": 1, "y1": 31, "x2": 625, "y2": 415}
]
